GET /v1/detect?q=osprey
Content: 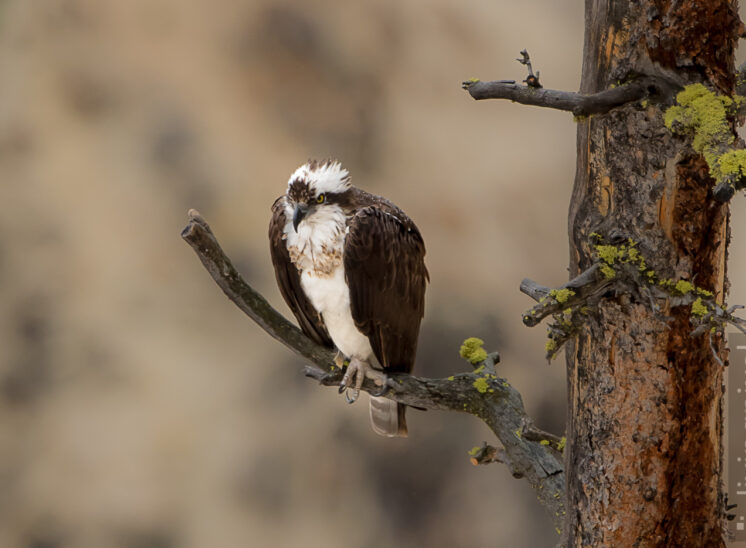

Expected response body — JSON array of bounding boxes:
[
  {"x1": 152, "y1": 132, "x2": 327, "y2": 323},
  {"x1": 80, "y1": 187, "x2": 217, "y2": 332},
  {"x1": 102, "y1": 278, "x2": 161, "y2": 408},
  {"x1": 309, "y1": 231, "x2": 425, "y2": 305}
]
[{"x1": 268, "y1": 160, "x2": 428, "y2": 437}]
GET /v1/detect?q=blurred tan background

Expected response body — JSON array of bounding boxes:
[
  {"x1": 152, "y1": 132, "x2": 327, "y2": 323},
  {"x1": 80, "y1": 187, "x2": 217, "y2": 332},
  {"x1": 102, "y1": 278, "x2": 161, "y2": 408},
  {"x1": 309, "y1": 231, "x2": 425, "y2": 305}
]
[{"x1": 1, "y1": 1, "x2": 745, "y2": 547}]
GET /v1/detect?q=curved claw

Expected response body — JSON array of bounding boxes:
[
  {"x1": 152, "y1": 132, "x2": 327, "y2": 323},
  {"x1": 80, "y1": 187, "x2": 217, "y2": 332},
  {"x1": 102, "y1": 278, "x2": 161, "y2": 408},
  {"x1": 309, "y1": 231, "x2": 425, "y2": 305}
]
[
  {"x1": 338, "y1": 357, "x2": 386, "y2": 403},
  {"x1": 345, "y1": 388, "x2": 360, "y2": 404}
]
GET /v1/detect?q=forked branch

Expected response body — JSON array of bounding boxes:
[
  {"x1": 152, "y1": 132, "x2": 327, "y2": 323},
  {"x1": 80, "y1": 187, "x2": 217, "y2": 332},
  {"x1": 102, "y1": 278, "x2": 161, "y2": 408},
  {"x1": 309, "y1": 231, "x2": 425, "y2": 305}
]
[{"x1": 181, "y1": 210, "x2": 566, "y2": 530}]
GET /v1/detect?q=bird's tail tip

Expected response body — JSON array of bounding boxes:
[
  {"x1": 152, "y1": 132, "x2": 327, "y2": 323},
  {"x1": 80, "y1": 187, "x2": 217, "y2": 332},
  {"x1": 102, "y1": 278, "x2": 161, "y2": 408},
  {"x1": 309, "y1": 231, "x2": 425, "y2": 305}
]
[{"x1": 369, "y1": 396, "x2": 407, "y2": 438}]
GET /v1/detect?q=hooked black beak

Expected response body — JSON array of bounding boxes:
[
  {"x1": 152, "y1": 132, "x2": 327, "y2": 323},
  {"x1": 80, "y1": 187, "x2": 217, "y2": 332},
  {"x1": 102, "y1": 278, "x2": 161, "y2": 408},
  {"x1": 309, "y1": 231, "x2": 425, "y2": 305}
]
[{"x1": 293, "y1": 204, "x2": 309, "y2": 232}]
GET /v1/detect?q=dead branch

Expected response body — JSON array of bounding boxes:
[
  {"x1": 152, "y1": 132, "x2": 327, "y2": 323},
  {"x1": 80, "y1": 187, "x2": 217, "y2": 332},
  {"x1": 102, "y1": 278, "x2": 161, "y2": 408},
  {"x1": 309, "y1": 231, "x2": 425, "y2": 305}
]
[
  {"x1": 181, "y1": 209, "x2": 566, "y2": 528},
  {"x1": 463, "y1": 77, "x2": 667, "y2": 116},
  {"x1": 520, "y1": 264, "x2": 613, "y2": 327},
  {"x1": 462, "y1": 50, "x2": 671, "y2": 117},
  {"x1": 519, "y1": 238, "x2": 746, "y2": 363},
  {"x1": 468, "y1": 442, "x2": 504, "y2": 466}
]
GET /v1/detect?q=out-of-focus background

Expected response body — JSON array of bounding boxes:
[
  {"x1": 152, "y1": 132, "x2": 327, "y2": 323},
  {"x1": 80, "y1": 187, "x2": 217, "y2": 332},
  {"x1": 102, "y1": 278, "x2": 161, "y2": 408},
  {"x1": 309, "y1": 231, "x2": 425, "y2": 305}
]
[{"x1": 1, "y1": 1, "x2": 744, "y2": 547}]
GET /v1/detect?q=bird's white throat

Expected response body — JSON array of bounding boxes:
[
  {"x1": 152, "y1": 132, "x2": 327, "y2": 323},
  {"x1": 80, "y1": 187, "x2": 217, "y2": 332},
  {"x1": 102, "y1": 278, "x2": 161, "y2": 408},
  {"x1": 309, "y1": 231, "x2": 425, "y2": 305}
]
[
  {"x1": 282, "y1": 200, "x2": 375, "y2": 362},
  {"x1": 283, "y1": 202, "x2": 346, "y2": 274}
]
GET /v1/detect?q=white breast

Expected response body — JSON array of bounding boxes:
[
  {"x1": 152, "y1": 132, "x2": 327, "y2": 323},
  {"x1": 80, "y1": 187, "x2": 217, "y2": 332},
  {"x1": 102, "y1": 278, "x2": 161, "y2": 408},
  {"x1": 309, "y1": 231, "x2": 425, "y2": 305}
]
[
  {"x1": 301, "y1": 268, "x2": 375, "y2": 361},
  {"x1": 283, "y1": 204, "x2": 375, "y2": 362}
]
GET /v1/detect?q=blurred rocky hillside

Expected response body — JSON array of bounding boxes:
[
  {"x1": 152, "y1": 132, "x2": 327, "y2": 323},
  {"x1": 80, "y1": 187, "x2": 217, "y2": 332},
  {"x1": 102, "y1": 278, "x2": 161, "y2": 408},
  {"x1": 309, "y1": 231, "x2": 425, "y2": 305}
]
[{"x1": 1, "y1": 1, "x2": 745, "y2": 547}]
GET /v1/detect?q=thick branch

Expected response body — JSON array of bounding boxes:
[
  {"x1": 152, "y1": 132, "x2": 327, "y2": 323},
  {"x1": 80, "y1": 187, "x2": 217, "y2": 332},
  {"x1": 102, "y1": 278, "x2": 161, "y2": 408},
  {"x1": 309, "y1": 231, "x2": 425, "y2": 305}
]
[
  {"x1": 463, "y1": 76, "x2": 665, "y2": 117},
  {"x1": 180, "y1": 210, "x2": 337, "y2": 369},
  {"x1": 181, "y1": 210, "x2": 566, "y2": 529}
]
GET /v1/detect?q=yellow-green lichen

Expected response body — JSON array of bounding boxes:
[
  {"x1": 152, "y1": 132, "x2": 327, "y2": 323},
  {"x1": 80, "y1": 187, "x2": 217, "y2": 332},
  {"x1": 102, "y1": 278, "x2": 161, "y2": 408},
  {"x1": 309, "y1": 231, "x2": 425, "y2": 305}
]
[
  {"x1": 540, "y1": 439, "x2": 550, "y2": 446},
  {"x1": 460, "y1": 337, "x2": 488, "y2": 364},
  {"x1": 473, "y1": 377, "x2": 489, "y2": 393},
  {"x1": 467, "y1": 446, "x2": 481, "y2": 457},
  {"x1": 550, "y1": 288, "x2": 576, "y2": 304},
  {"x1": 691, "y1": 297, "x2": 709, "y2": 318},
  {"x1": 715, "y1": 149, "x2": 746, "y2": 185},
  {"x1": 596, "y1": 244, "x2": 620, "y2": 264},
  {"x1": 696, "y1": 287, "x2": 714, "y2": 297},
  {"x1": 514, "y1": 429, "x2": 522, "y2": 439},
  {"x1": 664, "y1": 84, "x2": 740, "y2": 185},
  {"x1": 545, "y1": 339, "x2": 557, "y2": 354},
  {"x1": 600, "y1": 263, "x2": 616, "y2": 279},
  {"x1": 447, "y1": 375, "x2": 455, "y2": 381},
  {"x1": 675, "y1": 280, "x2": 694, "y2": 294},
  {"x1": 557, "y1": 437, "x2": 566, "y2": 451}
]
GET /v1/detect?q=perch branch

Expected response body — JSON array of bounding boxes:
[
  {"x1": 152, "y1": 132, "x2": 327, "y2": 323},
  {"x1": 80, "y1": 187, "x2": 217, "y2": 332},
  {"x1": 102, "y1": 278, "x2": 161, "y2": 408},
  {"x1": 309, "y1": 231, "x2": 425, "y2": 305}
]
[{"x1": 181, "y1": 210, "x2": 566, "y2": 529}]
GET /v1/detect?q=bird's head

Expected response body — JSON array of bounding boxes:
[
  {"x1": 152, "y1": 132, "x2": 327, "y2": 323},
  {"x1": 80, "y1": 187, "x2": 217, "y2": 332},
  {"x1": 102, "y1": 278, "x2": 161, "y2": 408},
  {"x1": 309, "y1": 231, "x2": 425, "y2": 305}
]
[{"x1": 285, "y1": 159, "x2": 351, "y2": 231}]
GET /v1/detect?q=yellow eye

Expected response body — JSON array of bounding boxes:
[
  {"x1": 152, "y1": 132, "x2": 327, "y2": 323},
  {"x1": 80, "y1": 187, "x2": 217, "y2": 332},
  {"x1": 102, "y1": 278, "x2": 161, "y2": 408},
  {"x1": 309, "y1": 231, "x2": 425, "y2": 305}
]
[{"x1": 316, "y1": 193, "x2": 326, "y2": 204}]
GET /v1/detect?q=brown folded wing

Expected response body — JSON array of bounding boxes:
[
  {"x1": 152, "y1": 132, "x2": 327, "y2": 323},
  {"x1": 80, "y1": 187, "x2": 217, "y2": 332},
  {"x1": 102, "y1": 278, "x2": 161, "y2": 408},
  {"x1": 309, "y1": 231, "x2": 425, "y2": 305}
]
[{"x1": 343, "y1": 206, "x2": 428, "y2": 373}]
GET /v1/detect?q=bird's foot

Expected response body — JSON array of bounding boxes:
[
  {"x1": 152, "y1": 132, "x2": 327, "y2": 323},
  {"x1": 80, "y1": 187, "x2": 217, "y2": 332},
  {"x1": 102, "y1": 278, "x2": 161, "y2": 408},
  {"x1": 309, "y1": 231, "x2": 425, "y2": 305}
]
[{"x1": 339, "y1": 357, "x2": 387, "y2": 404}]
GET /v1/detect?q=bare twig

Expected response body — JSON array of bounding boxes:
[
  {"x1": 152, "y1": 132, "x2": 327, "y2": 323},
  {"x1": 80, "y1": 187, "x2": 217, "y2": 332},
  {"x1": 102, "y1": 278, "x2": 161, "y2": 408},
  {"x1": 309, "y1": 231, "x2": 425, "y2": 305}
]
[
  {"x1": 516, "y1": 49, "x2": 542, "y2": 88},
  {"x1": 181, "y1": 209, "x2": 566, "y2": 528},
  {"x1": 463, "y1": 75, "x2": 667, "y2": 117}
]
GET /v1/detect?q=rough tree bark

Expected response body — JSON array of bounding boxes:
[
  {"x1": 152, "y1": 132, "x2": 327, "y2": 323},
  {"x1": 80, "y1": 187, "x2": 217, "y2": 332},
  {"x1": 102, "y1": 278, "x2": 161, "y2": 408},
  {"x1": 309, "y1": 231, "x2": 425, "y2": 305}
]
[{"x1": 565, "y1": 1, "x2": 738, "y2": 546}]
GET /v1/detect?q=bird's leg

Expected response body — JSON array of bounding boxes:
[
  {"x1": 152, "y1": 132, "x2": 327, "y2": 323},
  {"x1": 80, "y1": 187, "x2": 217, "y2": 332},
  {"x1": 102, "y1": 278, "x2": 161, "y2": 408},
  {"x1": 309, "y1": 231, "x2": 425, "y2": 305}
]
[
  {"x1": 333, "y1": 350, "x2": 346, "y2": 369},
  {"x1": 339, "y1": 357, "x2": 386, "y2": 404}
]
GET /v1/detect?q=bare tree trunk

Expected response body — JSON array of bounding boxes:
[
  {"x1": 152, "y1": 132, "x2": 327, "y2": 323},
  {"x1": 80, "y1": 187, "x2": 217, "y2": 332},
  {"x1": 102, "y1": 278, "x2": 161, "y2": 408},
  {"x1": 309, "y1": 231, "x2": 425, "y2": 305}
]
[{"x1": 565, "y1": 1, "x2": 739, "y2": 545}]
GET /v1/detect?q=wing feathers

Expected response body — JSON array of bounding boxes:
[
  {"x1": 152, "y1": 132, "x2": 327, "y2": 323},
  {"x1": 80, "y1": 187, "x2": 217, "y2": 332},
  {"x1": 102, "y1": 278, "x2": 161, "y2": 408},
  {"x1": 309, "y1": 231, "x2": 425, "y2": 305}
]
[{"x1": 344, "y1": 206, "x2": 428, "y2": 373}]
